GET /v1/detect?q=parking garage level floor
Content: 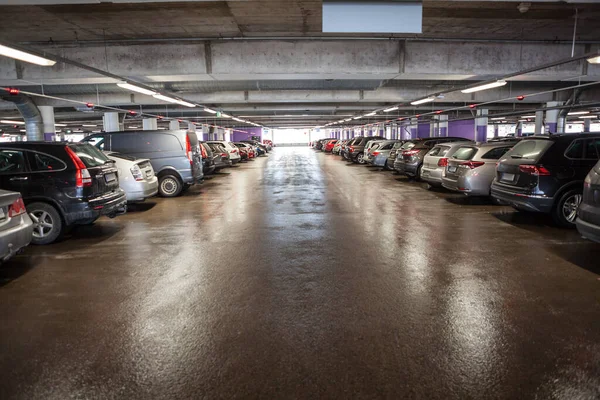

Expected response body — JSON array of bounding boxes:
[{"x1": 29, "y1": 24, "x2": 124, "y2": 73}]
[{"x1": 1, "y1": 147, "x2": 600, "y2": 399}]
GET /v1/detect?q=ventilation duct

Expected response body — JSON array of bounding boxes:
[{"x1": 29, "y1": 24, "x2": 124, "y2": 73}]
[
  {"x1": 323, "y1": 1, "x2": 422, "y2": 33},
  {"x1": 0, "y1": 93, "x2": 44, "y2": 140}
]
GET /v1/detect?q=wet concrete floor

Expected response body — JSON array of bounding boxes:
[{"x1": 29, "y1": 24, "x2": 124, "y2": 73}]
[{"x1": 1, "y1": 147, "x2": 599, "y2": 399}]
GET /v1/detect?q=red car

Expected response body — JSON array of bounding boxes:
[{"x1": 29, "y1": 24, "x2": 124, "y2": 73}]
[{"x1": 324, "y1": 139, "x2": 338, "y2": 153}]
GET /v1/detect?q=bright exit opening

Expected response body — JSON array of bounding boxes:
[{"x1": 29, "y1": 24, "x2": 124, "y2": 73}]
[{"x1": 273, "y1": 129, "x2": 315, "y2": 145}]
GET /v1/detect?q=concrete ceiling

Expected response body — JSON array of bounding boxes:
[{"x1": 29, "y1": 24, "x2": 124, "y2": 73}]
[{"x1": 0, "y1": 1, "x2": 599, "y2": 131}]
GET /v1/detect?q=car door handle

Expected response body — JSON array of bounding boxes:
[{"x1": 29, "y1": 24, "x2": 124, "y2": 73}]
[{"x1": 9, "y1": 176, "x2": 28, "y2": 181}]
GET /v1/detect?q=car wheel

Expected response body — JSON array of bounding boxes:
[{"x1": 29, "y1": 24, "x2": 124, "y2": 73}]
[
  {"x1": 357, "y1": 153, "x2": 365, "y2": 164},
  {"x1": 159, "y1": 175, "x2": 183, "y2": 197},
  {"x1": 415, "y1": 165, "x2": 423, "y2": 182},
  {"x1": 553, "y1": 189, "x2": 583, "y2": 228},
  {"x1": 28, "y1": 202, "x2": 63, "y2": 245}
]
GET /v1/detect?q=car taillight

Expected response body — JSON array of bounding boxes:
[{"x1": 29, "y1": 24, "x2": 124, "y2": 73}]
[
  {"x1": 519, "y1": 165, "x2": 551, "y2": 176},
  {"x1": 232, "y1": 149, "x2": 238, "y2": 153},
  {"x1": 185, "y1": 135, "x2": 193, "y2": 166},
  {"x1": 349, "y1": 146, "x2": 354, "y2": 153},
  {"x1": 200, "y1": 144, "x2": 208, "y2": 159},
  {"x1": 584, "y1": 174, "x2": 592, "y2": 188},
  {"x1": 131, "y1": 164, "x2": 144, "y2": 181},
  {"x1": 372, "y1": 151, "x2": 380, "y2": 156},
  {"x1": 8, "y1": 197, "x2": 26, "y2": 217},
  {"x1": 403, "y1": 149, "x2": 420, "y2": 156},
  {"x1": 221, "y1": 153, "x2": 228, "y2": 157},
  {"x1": 460, "y1": 161, "x2": 485, "y2": 169},
  {"x1": 65, "y1": 146, "x2": 92, "y2": 188},
  {"x1": 438, "y1": 158, "x2": 448, "y2": 167}
]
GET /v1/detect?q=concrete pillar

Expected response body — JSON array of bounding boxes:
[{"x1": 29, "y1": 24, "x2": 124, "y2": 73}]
[
  {"x1": 103, "y1": 112, "x2": 120, "y2": 133},
  {"x1": 584, "y1": 119, "x2": 591, "y2": 133},
  {"x1": 535, "y1": 110, "x2": 544, "y2": 135},
  {"x1": 516, "y1": 122, "x2": 523, "y2": 137},
  {"x1": 38, "y1": 106, "x2": 56, "y2": 141},
  {"x1": 143, "y1": 118, "x2": 158, "y2": 131},
  {"x1": 546, "y1": 101, "x2": 562, "y2": 133},
  {"x1": 410, "y1": 118, "x2": 418, "y2": 139},
  {"x1": 431, "y1": 116, "x2": 439, "y2": 137},
  {"x1": 494, "y1": 124, "x2": 499, "y2": 138},
  {"x1": 439, "y1": 115, "x2": 448, "y2": 137},
  {"x1": 475, "y1": 109, "x2": 488, "y2": 142},
  {"x1": 169, "y1": 120, "x2": 180, "y2": 130},
  {"x1": 188, "y1": 122, "x2": 196, "y2": 132}
]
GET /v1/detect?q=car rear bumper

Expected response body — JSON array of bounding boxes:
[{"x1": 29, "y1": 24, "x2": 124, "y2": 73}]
[
  {"x1": 491, "y1": 185, "x2": 554, "y2": 213},
  {"x1": 443, "y1": 175, "x2": 491, "y2": 196},
  {"x1": 0, "y1": 214, "x2": 33, "y2": 262},
  {"x1": 373, "y1": 156, "x2": 387, "y2": 167},
  {"x1": 402, "y1": 162, "x2": 420, "y2": 176},
  {"x1": 421, "y1": 166, "x2": 443, "y2": 184},
  {"x1": 126, "y1": 177, "x2": 159, "y2": 202},
  {"x1": 576, "y1": 216, "x2": 600, "y2": 243},
  {"x1": 65, "y1": 189, "x2": 127, "y2": 225}
]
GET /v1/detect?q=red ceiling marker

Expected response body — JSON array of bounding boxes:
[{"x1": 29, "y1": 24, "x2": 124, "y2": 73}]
[
  {"x1": 469, "y1": 104, "x2": 476, "y2": 109},
  {"x1": 517, "y1": 95, "x2": 526, "y2": 101},
  {"x1": 435, "y1": 110, "x2": 443, "y2": 114},
  {"x1": 157, "y1": 115, "x2": 164, "y2": 120},
  {"x1": 8, "y1": 88, "x2": 19, "y2": 95},
  {"x1": 128, "y1": 110, "x2": 137, "y2": 116},
  {"x1": 415, "y1": 114, "x2": 421, "y2": 118},
  {"x1": 177, "y1": 119, "x2": 182, "y2": 123},
  {"x1": 85, "y1": 102, "x2": 94, "y2": 108}
]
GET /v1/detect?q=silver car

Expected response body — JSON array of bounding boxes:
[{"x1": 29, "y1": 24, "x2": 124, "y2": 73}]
[
  {"x1": 421, "y1": 142, "x2": 472, "y2": 187},
  {"x1": 371, "y1": 140, "x2": 400, "y2": 168},
  {"x1": 363, "y1": 140, "x2": 385, "y2": 164},
  {"x1": 442, "y1": 142, "x2": 517, "y2": 196},
  {"x1": 105, "y1": 152, "x2": 159, "y2": 202},
  {"x1": 0, "y1": 190, "x2": 33, "y2": 262}
]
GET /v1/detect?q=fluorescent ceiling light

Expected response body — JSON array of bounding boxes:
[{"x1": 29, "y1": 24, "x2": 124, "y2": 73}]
[
  {"x1": 152, "y1": 94, "x2": 180, "y2": 104},
  {"x1": 353, "y1": 116, "x2": 363, "y2": 120},
  {"x1": 0, "y1": 44, "x2": 56, "y2": 66},
  {"x1": 82, "y1": 124, "x2": 97, "y2": 127},
  {"x1": 117, "y1": 81, "x2": 156, "y2": 96},
  {"x1": 19, "y1": 129, "x2": 26, "y2": 132},
  {"x1": 384, "y1": 106, "x2": 399, "y2": 113},
  {"x1": 579, "y1": 115, "x2": 597, "y2": 119},
  {"x1": 54, "y1": 123, "x2": 67, "y2": 127},
  {"x1": 221, "y1": 114, "x2": 231, "y2": 118},
  {"x1": 128, "y1": 126, "x2": 140, "y2": 129},
  {"x1": 92, "y1": 130, "x2": 102, "y2": 133},
  {"x1": 490, "y1": 117, "x2": 505, "y2": 121},
  {"x1": 410, "y1": 97, "x2": 435, "y2": 106},
  {"x1": 461, "y1": 80, "x2": 507, "y2": 94},
  {"x1": 177, "y1": 100, "x2": 196, "y2": 108},
  {"x1": 365, "y1": 112, "x2": 377, "y2": 117},
  {"x1": 568, "y1": 111, "x2": 589, "y2": 115},
  {"x1": 521, "y1": 115, "x2": 536, "y2": 118},
  {"x1": 0, "y1": 120, "x2": 25, "y2": 125},
  {"x1": 204, "y1": 108, "x2": 217, "y2": 114},
  {"x1": 587, "y1": 55, "x2": 600, "y2": 64}
]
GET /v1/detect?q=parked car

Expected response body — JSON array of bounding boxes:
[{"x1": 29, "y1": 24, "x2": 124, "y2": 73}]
[
  {"x1": 442, "y1": 142, "x2": 517, "y2": 196},
  {"x1": 235, "y1": 142, "x2": 255, "y2": 159},
  {"x1": 200, "y1": 142, "x2": 216, "y2": 175},
  {"x1": 420, "y1": 142, "x2": 469, "y2": 187},
  {"x1": 577, "y1": 159, "x2": 600, "y2": 243},
  {"x1": 491, "y1": 133, "x2": 600, "y2": 227},
  {"x1": 332, "y1": 140, "x2": 346, "y2": 155},
  {"x1": 387, "y1": 141, "x2": 406, "y2": 170},
  {"x1": 206, "y1": 142, "x2": 232, "y2": 171},
  {"x1": 263, "y1": 140, "x2": 273, "y2": 150},
  {"x1": 0, "y1": 142, "x2": 127, "y2": 244},
  {"x1": 371, "y1": 140, "x2": 400, "y2": 169},
  {"x1": 104, "y1": 152, "x2": 158, "y2": 202},
  {"x1": 242, "y1": 140, "x2": 268, "y2": 155},
  {"x1": 394, "y1": 137, "x2": 473, "y2": 179},
  {"x1": 83, "y1": 130, "x2": 203, "y2": 197},
  {"x1": 345, "y1": 136, "x2": 386, "y2": 164},
  {"x1": 208, "y1": 141, "x2": 241, "y2": 164},
  {"x1": 0, "y1": 189, "x2": 33, "y2": 262},
  {"x1": 363, "y1": 140, "x2": 385, "y2": 164},
  {"x1": 324, "y1": 139, "x2": 338, "y2": 153},
  {"x1": 314, "y1": 139, "x2": 329, "y2": 151},
  {"x1": 237, "y1": 145, "x2": 249, "y2": 161}
]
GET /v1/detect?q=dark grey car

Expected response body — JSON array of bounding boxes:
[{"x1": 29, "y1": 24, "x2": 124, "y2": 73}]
[
  {"x1": 83, "y1": 130, "x2": 203, "y2": 197},
  {"x1": 577, "y1": 159, "x2": 600, "y2": 243}
]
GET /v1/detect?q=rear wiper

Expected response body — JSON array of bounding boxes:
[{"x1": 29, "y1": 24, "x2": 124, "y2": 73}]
[
  {"x1": 510, "y1": 154, "x2": 523, "y2": 159},
  {"x1": 104, "y1": 159, "x2": 116, "y2": 164}
]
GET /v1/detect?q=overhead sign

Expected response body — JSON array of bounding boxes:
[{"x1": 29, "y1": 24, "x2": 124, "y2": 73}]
[{"x1": 323, "y1": 1, "x2": 422, "y2": 33}]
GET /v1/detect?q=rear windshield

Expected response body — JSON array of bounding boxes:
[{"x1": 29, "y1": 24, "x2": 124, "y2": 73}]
[
  {"x1": 503, "y1": 139, "x2": 553, "y2": 162},
  {"x1": 400, "y1": 142, "x2": 416, "y2": 150},
  {"x1": 107, "y1": 152, "x2": 137, "y2": 162},
  {"x1": 392, "y1": 142, "x2": 404, "y2": 149},
  {"x1": 69, "y1": 143, "x2": 110, "y2": 168},
  {"x1": 452, "y1": 147, "x2": 478, "y2": 161},
  {"x1": 428, "y1": 145, "x2": 450, "y2": 157},
  {"x1": 481, "y1": 146, "x2": 512, "y2": 160}
]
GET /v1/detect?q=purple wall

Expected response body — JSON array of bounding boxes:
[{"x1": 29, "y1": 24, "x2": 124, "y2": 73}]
[
  {"x1": 417, "y1": 123, "x2": 430, "y2": 139},
  {"x1": 232, "y1": 127, "x2": 262, "y2": 142},
  {"x1": 448, "y1": 120, "x2": 475, "y2": 140}
]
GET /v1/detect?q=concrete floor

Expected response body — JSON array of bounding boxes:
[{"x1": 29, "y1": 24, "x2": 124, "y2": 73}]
[{"x1": 1, "y1": 147, "x2": 599, "y2": 399}]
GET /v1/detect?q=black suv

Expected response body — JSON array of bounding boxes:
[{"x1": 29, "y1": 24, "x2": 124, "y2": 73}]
[
  {"x1": 393, "y1": 137, "x2": 473, "y2": 179},
  {"x1": 491, "y1": 133, "x2": 600, "y2": 227},
  {"x1": 577, "y1": 159, "x2": 600, "y2": 242},
  {"x1": 0, "y1": 142, "x2": 127, "y2": 244},
  {"x1": 345, "y1": 136, "x2": 386, "y2": 164}
]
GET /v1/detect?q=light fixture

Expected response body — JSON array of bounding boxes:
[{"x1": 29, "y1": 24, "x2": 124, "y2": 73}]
[
  {"x1": 568, "y1": 111, "x2": 589, "y2": 115},
  {"x1": 54, "y1": 123, "x2": 67, "y2": 127},
  {"x1": 490, "y1": 117, "x2": 505, "y2": 121},
  {"x1": 117, "y1": 82, "x2": 156, "y2": 96},
  {"x1": 176, "y1": 100, "x2": 196, "y2": 108},
  {"x1": 82, "y1": 124, "x2": 97, "y2": 127},
  {"x1": 461, "y1": 80, "x2": 507, "y2": 94},
  {"x1": 384, "y1": 106, "x2": 399, "y2": 113},
  {"x1": 353, "y1": 116, "x2": 363, "y2": 120},
  {"x1": 0, "y1": 44, "x2": 56, "y2": 66},
  {"x1": 0, "y1": 120, "x2": 25, "y2": 125},
  {"x1": 152, "y1": 94, "x2": 180, "y2": 104},
  {"x1": 579, "y1": 115, "x2": 597, "y2": 119},
  {"x1": 521, "y1": 115, "x2": 536, "y2": 118},
  {"x1": 204, "y1": 108, "x2": 217, "y2": 114},
  {"x1": 19, "y1": 129, "x2": 26, "y2": 132},
  {"x1": 221, "y1": 114, "x2": 231, "y2": 118},
  {"x1": 92, "y1": 130, "x2": 102, "y2": 133},
  {"x1": 587, "y1": 55, "x2": 600, "y2": 64},
  {"x1": 365, "y1": 112, "x2": 377, "y2": 117},
  {"x1": 411, "y1": 97, "x2": 435, "y2": 106}
]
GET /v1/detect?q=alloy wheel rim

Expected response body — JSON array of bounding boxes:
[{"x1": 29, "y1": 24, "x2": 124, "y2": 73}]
[
  {"x1": 358, "y1": 154, "x2": 364, "y2": 163},
  {"x1": 161, "y1": 178, "x2": 178, "y2": 195},
  {"x1": 562, "y1": 194, "x2": 582, "y2": 223},
  {"x1": 30, "y1": 210, "x2": 54, "y2": 238}
]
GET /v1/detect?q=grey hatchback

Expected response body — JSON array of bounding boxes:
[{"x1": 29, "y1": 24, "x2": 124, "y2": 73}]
[{"x1": 83, "y1": 130, "x2": 203, "y2": 197}]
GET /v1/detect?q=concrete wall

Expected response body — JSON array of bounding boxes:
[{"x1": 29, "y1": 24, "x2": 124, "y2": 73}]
[
  {"x1": 417, "y1": 123, "x2": 431, "y2": 139},
  {"x1": 232, "y1": 127, "x2": 262, "y2": 142}
]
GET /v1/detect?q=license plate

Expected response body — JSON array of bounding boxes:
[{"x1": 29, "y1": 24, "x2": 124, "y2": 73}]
[
  {"x1": 105, "y1": 173, "x2": 117, "y2": 183},
  {"x1": 448, "y1": 166, "x2": 457, "y2": 173},
  {"x1": 503, "y1": 173, "x2": 515, "y2": 181}
]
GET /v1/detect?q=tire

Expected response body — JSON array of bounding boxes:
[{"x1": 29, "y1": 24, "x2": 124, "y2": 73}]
[
  {"x1": 552, "y1": 188, "x2": 583, "y2": 228},
  {"x1": 28, "y1": 202, "x2": 63, "y2": 245},
  {"x1": 158, "y1": 174, "x2": 183, "y2": 197},
  {"x1": 415, "y1": 165, "x2": 423, "y2": 182},
  {"x1": 356, "y1": 153, "x2": 365, "y2": 164},
  {"x1": 182, "y1": 183, "x2": 192, "y2": 193}
]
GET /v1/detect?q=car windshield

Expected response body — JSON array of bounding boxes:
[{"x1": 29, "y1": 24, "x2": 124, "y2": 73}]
[
  {"x1": 503, "y1": 139, "x2": 553, "y2": 161},
  {"x1": 70, "y1": 143, "x2": 110, "y2": 168}
]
